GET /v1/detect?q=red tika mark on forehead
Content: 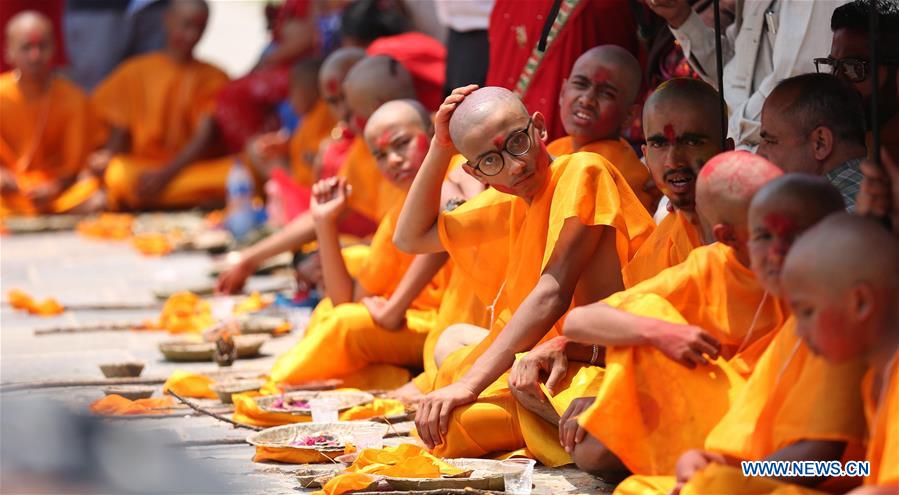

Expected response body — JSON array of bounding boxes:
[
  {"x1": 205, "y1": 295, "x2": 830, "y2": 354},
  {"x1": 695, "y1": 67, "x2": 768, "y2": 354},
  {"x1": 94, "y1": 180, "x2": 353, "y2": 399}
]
[
  {"x1": 590, "y1": 67, "x2": 612, "y2": 84},
  {"x1": 376, "y1": 130, "x2": 392, "y2": 150},
  {"x1": 325, "y1": 78, "x2": 339, "y2": 94},
  {"x1": 763, "y1": 212, "x2": 798, "y2": 237},
  {"x1": 663, "y1": 124, "x2": 676, "y2": 143},
  {"x1": 492, "y1": 134, "x2": 506, "y2": 149}
]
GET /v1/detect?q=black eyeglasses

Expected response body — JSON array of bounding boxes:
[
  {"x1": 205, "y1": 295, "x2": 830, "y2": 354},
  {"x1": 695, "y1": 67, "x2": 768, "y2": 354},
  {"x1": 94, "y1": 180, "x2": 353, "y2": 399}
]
[
  {"x1": 469, "y1": 118, "x2": 533, "y2": 176},
  {"x1": 814, "y1": 56, "x2": 899, "y2": 83}
]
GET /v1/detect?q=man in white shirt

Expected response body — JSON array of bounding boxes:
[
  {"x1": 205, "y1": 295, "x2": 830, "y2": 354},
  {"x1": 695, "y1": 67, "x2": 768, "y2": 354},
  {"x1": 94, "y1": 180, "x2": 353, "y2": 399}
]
[{"x1": 648, "y1": 0, "x2": 846, "y2": 149}]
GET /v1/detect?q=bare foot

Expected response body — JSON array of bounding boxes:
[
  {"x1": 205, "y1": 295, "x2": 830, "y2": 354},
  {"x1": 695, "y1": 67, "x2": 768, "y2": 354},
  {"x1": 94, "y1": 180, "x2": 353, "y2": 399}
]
[{"x1": 387, "y1": 380, "x2": 425, "y2": 405}]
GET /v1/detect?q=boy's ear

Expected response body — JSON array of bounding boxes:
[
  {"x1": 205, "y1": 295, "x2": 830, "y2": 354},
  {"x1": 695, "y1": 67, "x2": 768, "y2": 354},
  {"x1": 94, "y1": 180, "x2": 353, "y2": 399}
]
[
  {"x1": 849, "y1": 282, "x2": 876, "y2": 322},
  {"x1": 712, "y1": 223, "x2": 738, "y2": 247},
  {"x1": 533, "y1": 111, "x2": 548, "y2": 142}
]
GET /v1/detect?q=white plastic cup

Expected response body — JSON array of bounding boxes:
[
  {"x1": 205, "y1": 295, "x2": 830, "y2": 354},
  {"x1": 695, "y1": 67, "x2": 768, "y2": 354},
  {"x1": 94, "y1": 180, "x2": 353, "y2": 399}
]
[
  {"x1": 501, "y1": 458, "x2": 536, "y2": 495},
  {"x1": 309, "y1": 397, "x2": 339, "y2": 423},
  {"x1": 209, "y1": 296, "x2": 236, "y2": 320},
  {"x1": 351, "y1": 426, "x2": 385, "y2": 451}
]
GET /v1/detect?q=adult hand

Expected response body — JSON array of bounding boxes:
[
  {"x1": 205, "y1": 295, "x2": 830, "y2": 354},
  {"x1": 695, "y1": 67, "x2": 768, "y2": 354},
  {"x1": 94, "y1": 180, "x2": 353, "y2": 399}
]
[
  {"x1": 558, "y1": 397, "x2": 594, "y2": 453},
  {"x1": 434, "y1": 85, "x2": 478, "y2": 150},
  {"x1": 645, "y1": 0, "x2": 692, "y2": 29},
  {"x1": 857, "y1": 148, "x2": 899, "y2": 238},
  {"x1": 361, "y1": 296, "x2": 405, "y2": 330},
  {"x1": 135, "y1": 167, "x2": 175, "y2": 201},
  {"x1": 648, "y1": 322, "x2": 721, "y2": 369},
  {"x1": 310, "y1": 177, "x2": 350, "y2": 224},
  {"x1": 671, "y1": 449, "x2": 726, "y2": 495},
  {"x1": 215, "y1": 258, "x2": 256, "y2": 295},
  {"x1": 508, "y1": 336, "x2": 570, "y2": 403},
  {"x1": 415, "y1": 382, "x2": 478, "y2": 449}
]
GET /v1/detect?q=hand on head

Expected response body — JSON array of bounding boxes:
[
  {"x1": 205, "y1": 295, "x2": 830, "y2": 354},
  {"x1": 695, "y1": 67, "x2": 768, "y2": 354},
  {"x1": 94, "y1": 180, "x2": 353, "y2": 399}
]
[{"x1": 434, "y1": 85, "x2": 479, "y2": 150}]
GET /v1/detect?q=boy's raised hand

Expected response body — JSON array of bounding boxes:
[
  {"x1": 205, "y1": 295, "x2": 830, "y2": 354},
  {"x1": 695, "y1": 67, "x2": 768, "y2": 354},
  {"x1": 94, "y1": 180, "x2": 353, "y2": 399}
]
[
  {"x1": 434, "y1": 85, "x2": 479, "y2": 150},
  {"x1": 310, "y1": 177, "x2": 350, "y2": 224}
]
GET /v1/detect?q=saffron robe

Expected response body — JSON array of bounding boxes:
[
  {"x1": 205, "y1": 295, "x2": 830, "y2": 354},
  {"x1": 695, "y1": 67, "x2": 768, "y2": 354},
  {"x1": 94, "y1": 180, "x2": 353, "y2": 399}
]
[
  {"x1": 289, "y1": 99, "x2": 336, "y2": 187},
  {"x1": 862, "y1": 350, "x2": 899, "y2": 486},
  {"x1": 430, "y1": 152, "x2": 655, "y2": 464},
  {"x1": 91, "y1": 52, "x2": 231, "y2": 209},
  {"x1": 614, "y1": 318, "x2": 868, "y2": 494},
  {"x1": 0, "y1": 72, "x2": 103, "y2": 215},
  {"x1": 267, "y1": 195, "x2": 449, "y2": 388},
  {"x1": 578, "y1": 243, "x2": 791, "y2": 475},
  {"x1": 546, "y1": 136, "x2": 654, "y2": 212},
  {"x1": 622, "y1": 209, "x2": 702, "y2": 288}
]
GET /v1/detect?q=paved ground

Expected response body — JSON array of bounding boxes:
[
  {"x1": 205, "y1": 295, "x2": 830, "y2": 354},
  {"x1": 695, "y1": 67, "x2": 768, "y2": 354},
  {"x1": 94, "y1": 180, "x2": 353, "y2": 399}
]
[{"x1": 0, "y1": 230, "x2": 614, "y2": 494}]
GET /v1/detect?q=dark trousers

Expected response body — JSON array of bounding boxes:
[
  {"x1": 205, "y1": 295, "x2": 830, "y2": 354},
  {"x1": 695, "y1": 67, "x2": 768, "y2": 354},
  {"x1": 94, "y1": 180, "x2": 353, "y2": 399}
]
[{"x1": 444, "y1": 28, "x2": 490, "y2": 96}]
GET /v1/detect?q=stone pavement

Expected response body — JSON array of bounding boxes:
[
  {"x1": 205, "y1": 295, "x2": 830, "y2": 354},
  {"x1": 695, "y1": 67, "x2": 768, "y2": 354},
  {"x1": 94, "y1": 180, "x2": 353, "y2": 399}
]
[{"x1": 0, "y1": 231, "x2": 614, "y2": 494}]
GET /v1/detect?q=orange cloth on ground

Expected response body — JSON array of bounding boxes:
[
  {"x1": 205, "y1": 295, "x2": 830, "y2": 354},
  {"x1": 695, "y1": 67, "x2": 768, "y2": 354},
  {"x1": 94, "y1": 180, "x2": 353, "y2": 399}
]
[
  {"x1": 622, "y1": 210, "x2": 702, "y2": 288},
  {"x1": 0, "y1": 72, "x2": 103, "y2": 215},
  {"x1": 289, "y1": 99, "x2": 336, "y2": 187},
  {"x1": 89, "y1": 395, "x2": 175, "y2": 416},
  {"x1": 311, "y1": 472, "x2": 376, "y2": 495},
  {"x1": 76, "y1": 213, "x2": 134, "y2": 239},
  {"x1": 862, "y1": 350, "x2": 899, "y2": 486},
  {"x1": 147, "y1": 291, "x2": 215, "y2": 334},
  {"x1": 338, "y1": 136, "x2": 400, "y2": 222},
  {"x1": 348, "y1": 444, "x2": 463, "y2": 477},
  {"x1": 579, "y1": 243, "x2": 790, "y2": 476},
  {"x1": 7, "y1": 289, "x2": 64, "y2": 316},
  {"x1": 267, "y1": 197, "x2": 449, "y2": 387},
  {"x1": 162, "y1": 370, "x2": 217, "y2": 399},
  {"x1": 131, "y1": 232, "x2": 173, "y2": 256},
  {"x1": 91, "y1": 52, "x2": 231, "y2": 209},
  {"x1": 431, "y1": 152, "x2": 655, "y2": 463},
  {"x1": 547, "y1": 136, "x2": 654, "y2": 212},
  {"x1": 614, "y1": 319, "x2": 868, "y2": 494}
]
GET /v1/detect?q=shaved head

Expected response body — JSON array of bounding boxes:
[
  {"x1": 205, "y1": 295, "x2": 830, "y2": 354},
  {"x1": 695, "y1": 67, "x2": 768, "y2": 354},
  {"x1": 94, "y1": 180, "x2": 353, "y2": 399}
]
[
  {"x1": 748, "y1": 174, "x2": 846, "y2": 294},
  {"x1": 449, "y1": 86, "x2": 528, "y2": 146},
  {"x1": 783, "y1": 213, "x2": 899, "y2": 363},
  {"x1": 364, "y1": 99, "x2": 433, "y2": 188},
  {"x1": 696, "y1": 151, "x2": 783, "y2": 228},
  {"x1": 343, "y1": 55, "x2": 416, "y2": 132},
  {"x1": 4, "y1": 11, "x2": 54, "y2": 80},
  {"x1": 644, "y1": 78, "x2": 722, "y2": 143},
  {"x1": 320, "y1": 47, "x2": 366, "y2": 92},
  {"x1": 560, "y1": 45, "x2": 641, "y2": 145},
  {"x1": 572, "y1": 45, "x2": 641, "y2": 102}
]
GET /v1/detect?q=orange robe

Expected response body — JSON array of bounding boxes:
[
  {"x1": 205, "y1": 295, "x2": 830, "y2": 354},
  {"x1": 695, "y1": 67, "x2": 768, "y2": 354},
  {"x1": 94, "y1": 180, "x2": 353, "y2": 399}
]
[
  {"x1": 267, "y1": 195, "x2": 449, "y2": 388},
  {"x1": 0, "y1": 72, "x2": 103, "y2": 215},
  {"x1": 579, "y1": 243, "x2": 790, "y2": 475},
  {"x1": 431, "y1": 152, "x2": 655, "y2": 464},
  {"x1": 289, "y1": 99, "x2": 336, "y2": 187},
  {"x1": 622, "y1": 210, "x2": 702, "y2": 288},
  {"x1": 614, "y1": 318, "x2": 868, "y2": 494},
  {"x1": 92, "y1": 52, "x2": 231, "y2": 209},
  {"x1": 339, "y1": 136, "x2": 400, "y2": 223},
  {"x1": 862, "y1": 350, "x2": 899, "y2": 486},
  {"x1": 547, "y1": 136, "x2": 654, "y2": 212}
]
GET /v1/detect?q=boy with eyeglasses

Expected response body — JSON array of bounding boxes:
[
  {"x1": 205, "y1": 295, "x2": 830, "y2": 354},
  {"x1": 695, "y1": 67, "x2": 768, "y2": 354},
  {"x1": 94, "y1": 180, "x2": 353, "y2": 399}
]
[{"x1": 393, "y1": 85, "x2": 655, "y2": 461}]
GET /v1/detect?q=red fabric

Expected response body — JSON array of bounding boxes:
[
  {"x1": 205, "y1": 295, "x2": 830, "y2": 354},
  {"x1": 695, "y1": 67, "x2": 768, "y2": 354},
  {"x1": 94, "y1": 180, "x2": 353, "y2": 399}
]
[
  {"x1": 214, "y1": 65, "x2": 291, "y2": 152},
  {"x1": 367, "y1": 32, "x2": 447, "y2": 112},
  {"x1": 485, "y1": 0, "x2": 638, "y2": 141},
  {"x1": 0, "y1": 0, "x2": 68, "y2": 72}
]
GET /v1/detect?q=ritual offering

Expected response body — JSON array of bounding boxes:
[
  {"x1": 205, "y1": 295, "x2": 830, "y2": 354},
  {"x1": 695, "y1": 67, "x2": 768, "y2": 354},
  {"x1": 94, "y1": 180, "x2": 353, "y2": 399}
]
[
  {"x1": 209, "y1": 378, "x2": 266, "y2": 404},
  {"x1": 99, "y1": 361, "x2": 145, "y2": 378},
  {"x1": 254, "y1": 391, "x2": 374, "y2": 416},
  {"x1": 158, "y1": 334, "x2": 268, "y2": 362},
  {"x1": 102, "y1": 385, "x2": 156, "y2": 401},
  {"x1": 246, "y1": 421, "x2": 385, "y2": 464}
]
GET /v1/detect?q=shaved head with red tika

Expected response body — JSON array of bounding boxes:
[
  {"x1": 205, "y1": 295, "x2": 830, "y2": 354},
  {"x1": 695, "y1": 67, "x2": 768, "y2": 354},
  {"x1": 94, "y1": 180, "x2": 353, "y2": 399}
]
[
  {"x1": 447, "y1": 86, "x2": 552, "y2": 201},
  {"x1": 364, "y1": 99, "x2": 433, "y2": 189},
  {"x1": 695, "y1": 151, "x2": 783, "y2": 265},
  {"x1": 343, "y1": 55, "x2": 416, "y2": 133},
  {"x1": 748, "y1": 174, "x2": 845, "y2": 295},
  {"x1": 4, "y1": 10, "x2": 54, "y2": 82},
  {"x1": 783, "y1": 213, "x2": 899, "y2": 364},
  {"x1": 319, "y1": 47, "x2": 365, "y2": 123}
]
